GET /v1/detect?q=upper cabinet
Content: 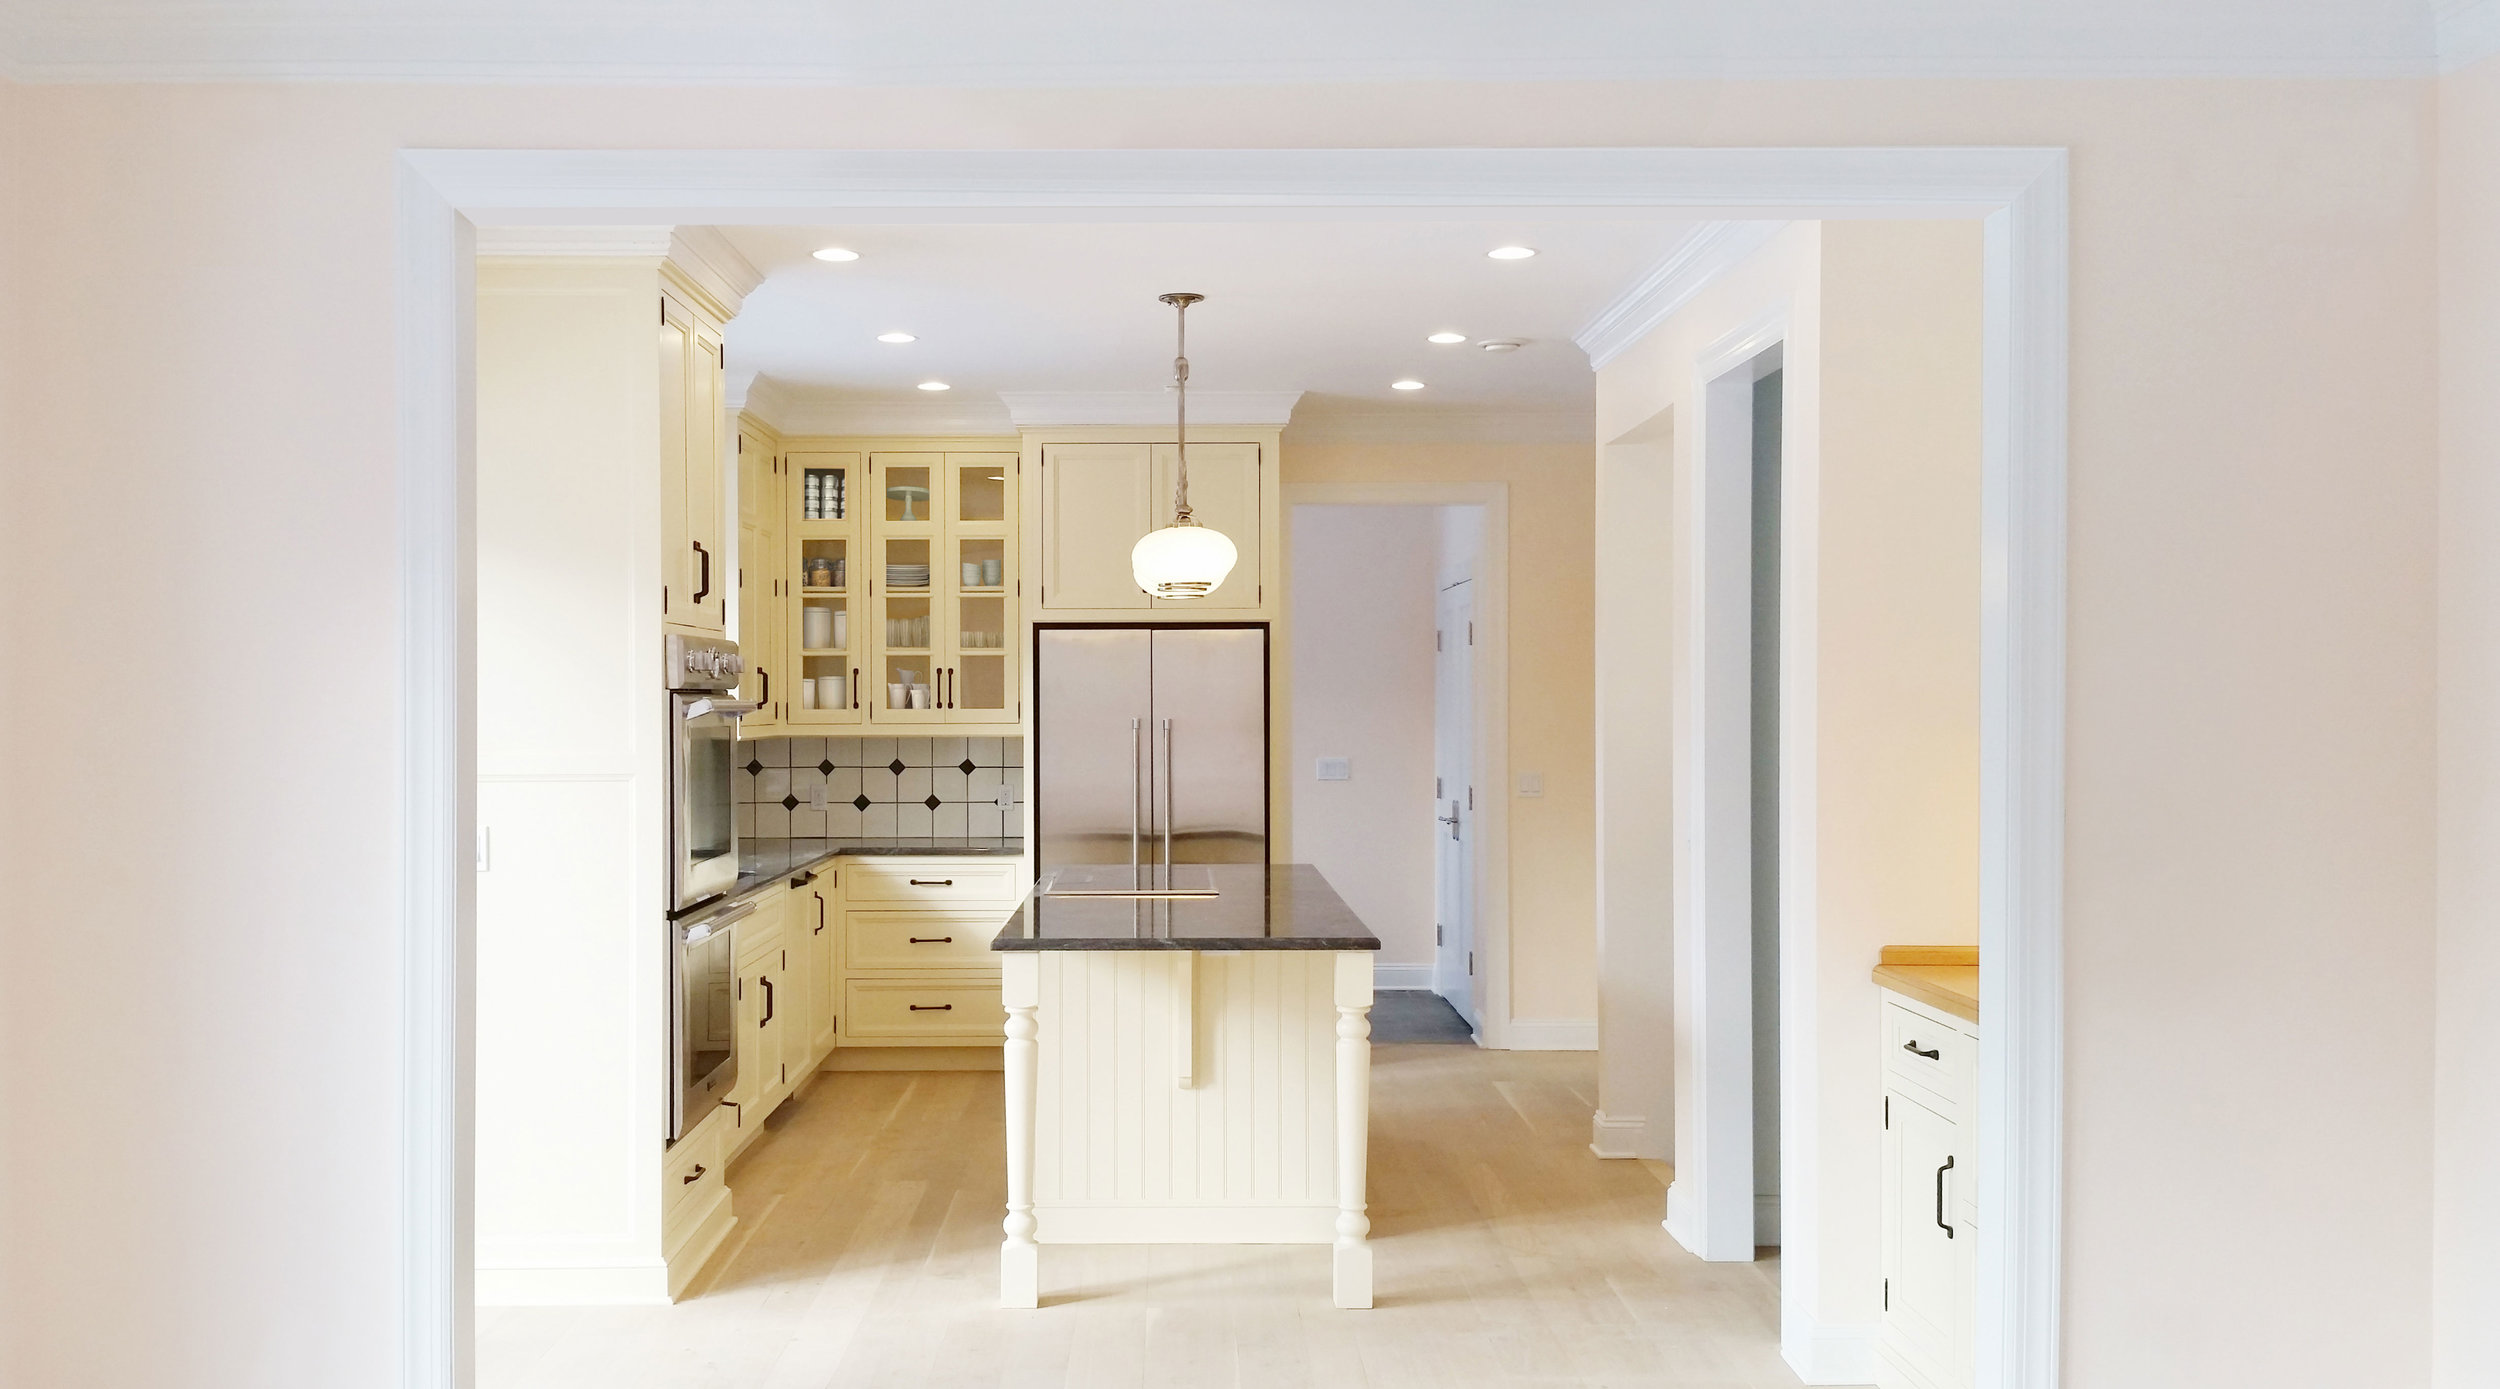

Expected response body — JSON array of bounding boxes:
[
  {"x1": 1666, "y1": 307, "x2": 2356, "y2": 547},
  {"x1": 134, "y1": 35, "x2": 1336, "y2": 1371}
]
[
  {"x1": 734, "y1": 414, "x2": 785, "y2": 733},
  {"x1": 1028, "y1": 432, "x2": 1276, "y2": 617},
  {"x1": 660, "y1": 284, "x2": 730, "y2": 637}
]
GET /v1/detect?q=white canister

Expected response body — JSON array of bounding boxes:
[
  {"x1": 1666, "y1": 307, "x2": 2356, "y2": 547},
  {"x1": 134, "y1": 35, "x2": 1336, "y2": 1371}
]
[
  {"x1": 799, "y1": 678, "x2": 818, "y2": 709},
  {"x1": 832, "y1": 610, "x2": 849, "y2": 650},
  {"x1": 803, "y1": 606, "x2": 834, "y2": 651},
  {"x1": 817, "y1": 674, "x2": 844, "y2": 709}
]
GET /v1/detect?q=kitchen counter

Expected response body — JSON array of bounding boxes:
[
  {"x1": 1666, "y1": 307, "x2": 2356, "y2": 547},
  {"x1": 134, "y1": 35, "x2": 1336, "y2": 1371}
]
[
  {"x1": 1871, "y1": 944, "x2": 1979, "y2": 1022},
  {"x1": 731, "y1": 836, "x2": 1024, "y2": 899},
  {"x1": 991, "y1": 863, "x2": 1382, "y2": 952}
]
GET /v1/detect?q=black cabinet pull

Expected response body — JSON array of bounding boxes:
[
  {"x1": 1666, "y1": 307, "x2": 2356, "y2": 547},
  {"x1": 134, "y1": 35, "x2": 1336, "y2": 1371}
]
[
  {"x1": 1935, "y1": 1155, "x2": 1956, "y2": 1239},
  {"x1": 909, "y1": 878, "x2": 954, "y2": 887},
  {"x1": 692, "y1": 541, "x2": 712, "y2": 603},
  {"x1": 908, "y1": 1003, "x2": 954, "y2": 1012},
  {"x1": 758, "y1": 975, "x2": 774, "y2": 1027},
  {"x1": 759, "y1": 668, "x2": 769, "y2": 704},
  {"x1": 1903, "y1": 1039, "x2": 1941, "y2": 1060},
  {"x1": 909, "y1": 936, "x2": 954, "y2": 944},
  {"x1": 814, "y1": 891, "x2": 827, "y2": 934},
  {"x1": 682, "y1": 1164, "x2": 706, "y2": 1185},
  {"x1": 851, "y1": 666, "x2": 860, "y2": 710}
]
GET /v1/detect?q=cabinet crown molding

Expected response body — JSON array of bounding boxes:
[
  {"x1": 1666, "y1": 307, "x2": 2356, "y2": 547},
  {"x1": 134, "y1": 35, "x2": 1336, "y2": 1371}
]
[
  {"x1": 470, "y1": 224, "x2": 761, "y2": 316},
  {"x1": 999, "y1": 390, "x2": 1302, "y2": 429}
]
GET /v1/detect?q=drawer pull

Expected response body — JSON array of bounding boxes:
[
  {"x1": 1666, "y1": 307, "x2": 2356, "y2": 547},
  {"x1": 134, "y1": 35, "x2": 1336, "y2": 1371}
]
[
  {"x1": 909, "y1": 935, "x2": 955, "y2": 944},
  {"x1": 1935, "y1": 1155, "x2": 1957, "y2": 1239},
  {"x1": 682, "y1": 1164, "x2": 707, "y2": 1185},
  {"x1": 909, "y1": 878, "x2": 955, "y2": 887},
  {"x1": 1902, "y1": 1039, "x2": 1941, "y2": 1060},
  {"x1": 908, "y1": 1003, "x2": 954, "y2": 1012}
]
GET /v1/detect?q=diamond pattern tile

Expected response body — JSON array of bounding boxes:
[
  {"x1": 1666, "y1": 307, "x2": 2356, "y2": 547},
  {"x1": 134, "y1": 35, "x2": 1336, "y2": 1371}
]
[
  {"x1": 888, "y1": 759, "x2": 907, "y2": 775},
  {"x1": 818, "y1": 759, "x2": 836, "y2": 775},
  {"x1": 924, "y1": 795, "x2": 942, "y2": 810},
  {"x1": 780, "y1": 795, "x2": 799, "y2": 810},
  {"x1": 958, "y1": 759, "x2": 977, "y2": 775},
  {"x1": 853, "y1": 795, "x2": 872, "y2": 811}
]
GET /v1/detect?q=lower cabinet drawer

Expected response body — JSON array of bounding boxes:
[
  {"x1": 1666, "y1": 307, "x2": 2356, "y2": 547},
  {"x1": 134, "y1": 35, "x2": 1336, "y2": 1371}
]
[
  {"x1": 846, "y1": 910, "x2": 1008, "y2": 972},
  {"x1": 1883, "y1": 1001, "x2": 1972, "y2": 1113},
  {"x1": 662, "y1": 1118, "x2": 725, "y2": 1233},
  {"x1": 843, "y1": 976, "x2": 1007, "y2": 1041},
  {"x1": 844, "y1": 859, "x2": 1023, "y2": 907}
]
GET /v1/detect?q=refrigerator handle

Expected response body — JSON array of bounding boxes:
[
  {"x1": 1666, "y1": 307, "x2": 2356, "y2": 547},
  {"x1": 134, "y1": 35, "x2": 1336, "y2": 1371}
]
[
  {"x1": 1129, "y1": 717, "x2": 1144, "y2": 884},
  {"x1": 1160, "y1": 717, "x2": 1175, "y2": 881}
]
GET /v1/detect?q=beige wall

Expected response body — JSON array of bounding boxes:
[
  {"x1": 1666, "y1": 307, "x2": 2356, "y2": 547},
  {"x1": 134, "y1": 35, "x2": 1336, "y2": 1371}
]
[
  {"x1": 0, "y1": 74, "x2": 2446, "y2": 1387},
  {"x1": 2435, "y1": 48, "x2": 2500, "y2": 1389},
  {"x1": 1597, "y1": 219, "x2": 1983, "y2": 1357},
  {"x1": 1283, "y1": 439, "x2": 1600, "y2": 1023},
  {"x1": 1289, "y1": 504, "x2": 1442, "y2": 971}
]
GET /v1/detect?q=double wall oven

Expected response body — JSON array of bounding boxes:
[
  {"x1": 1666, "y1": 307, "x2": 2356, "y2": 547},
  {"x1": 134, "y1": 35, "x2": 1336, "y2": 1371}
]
[{"x1": 668, "y1": 634, "x2": 755, "y2": 1141}]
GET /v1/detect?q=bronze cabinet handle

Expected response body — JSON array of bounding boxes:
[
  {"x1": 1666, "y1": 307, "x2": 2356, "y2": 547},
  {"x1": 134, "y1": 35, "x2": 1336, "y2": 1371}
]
[
  {"x1": 1935, "y1": 1155, "x2": 1957, "y2": 1239},
  {"x1": 908, "y1": 1003, "x2": 954, "y2": 1012},
  {"x1": 682, "y1": 1164, "x2": 706, "y2": 1184},
  {"x1": 758, "y1": 975, "x2": 774, "y2": 1027},
  {"x1": 908, "y1": 936, "x2": 954, "y2": 944},
  {"x1": 1903, "y1": 1039, "x2": 1941, "y2": 1060},
  {"x1": 814, "y1": 891, "x2": 827, "y2": 934},
  {"x1": 909, "y1": 878, "x2": 954, "y2": 887},
  {"x1": 692, "y1": 541, "x2": 712, "y2": 603}
]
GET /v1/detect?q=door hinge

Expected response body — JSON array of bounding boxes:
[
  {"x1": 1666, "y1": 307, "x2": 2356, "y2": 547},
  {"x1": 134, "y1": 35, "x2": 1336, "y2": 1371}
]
[
  {"x1": 1435, "y1": 776, "x2": 1443, "y2": 797},
  {"x1": 1436, "y1": 630, "x2": 1443, "y2": 651},
  {"x1": 780, "y1": 1062, "x2": 787, "y2": 1084},
  {"x1": 737, "y1": 434, "x2": 744, "y2": 454},
  {"x1": 1467, "y1": 950, "x2": 1475, "y2": 976},
  {"x1": 1468, "y1": 786, "x2": 1475, "y2": 810},
  {"x1": 1885, "y1": 1095, "x2": 1890, "y2": 1129},
  {"x1": 1883, "y1": 1279, "x2": 1889, "y2": 1311},
  {"x1": 1468, "y1": 621, "x2": 1475, "y2": 645},
  {"x1": 663, "y1": 584, "x2": 670, "y2": 611},
  {"x1": 735, "y1": 976, "x2": 742, "y2": 1000},
  {"x1": 659, "y1": 296, "x2": 667, "y2": 323},
  {"x1": 1435, "y1": 922, "x2": 1444, "y2": 946}
]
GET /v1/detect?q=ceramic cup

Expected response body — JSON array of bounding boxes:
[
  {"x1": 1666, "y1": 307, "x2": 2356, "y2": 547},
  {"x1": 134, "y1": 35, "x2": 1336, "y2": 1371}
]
[
  {"x1": 889, "y1": 683, "x2": 909, "y2": 708},
  {"x1": 817, "y1": 675, "x2": 844, "y2": 709},
  {"x1": 803, "y1": 606, "x2": 834, "y2": 650},
  {"x1": 799, "y1": 680, "x2": 818, "y2": 709}
]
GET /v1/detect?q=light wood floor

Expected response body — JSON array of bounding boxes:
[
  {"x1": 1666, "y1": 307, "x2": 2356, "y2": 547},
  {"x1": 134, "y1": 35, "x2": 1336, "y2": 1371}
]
[{"x1": 478, "y1": 1047, "x2": 1793, "y2": 1388}]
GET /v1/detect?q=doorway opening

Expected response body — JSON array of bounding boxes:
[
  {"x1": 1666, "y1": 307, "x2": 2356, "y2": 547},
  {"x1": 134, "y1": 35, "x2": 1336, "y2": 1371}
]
[{"x1": 1286, "y1": 497, "x2": 1496, "y2": 1044}]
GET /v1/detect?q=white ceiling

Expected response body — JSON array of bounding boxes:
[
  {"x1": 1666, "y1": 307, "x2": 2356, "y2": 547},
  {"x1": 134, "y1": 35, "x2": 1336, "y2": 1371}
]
[
  {"x1": 715, "y1": 219, "x2": 1707, "y2": 430},
  {"x1": 0, "y1": 0, "x2": 2484, "y2": 81}
]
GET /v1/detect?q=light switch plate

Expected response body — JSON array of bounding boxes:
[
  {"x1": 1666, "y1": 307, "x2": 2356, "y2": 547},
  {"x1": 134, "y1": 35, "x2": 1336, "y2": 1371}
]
[
  {"x1": 1517, "y1": 773, "x2": 1544, "y2": 797},
  {"x1": 1315, "y1": 756, "x2": 1352, "y2": 782}
]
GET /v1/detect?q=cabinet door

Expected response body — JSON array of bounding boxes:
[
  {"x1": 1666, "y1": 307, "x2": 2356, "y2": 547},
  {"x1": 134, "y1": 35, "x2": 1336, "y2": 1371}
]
[
  {"x1": 785, "y1": 451, "x2": 863, "y2": 728},
  {"x1": 945, "y1": 452, "x2": 1017, "y2": 723},
  {"x1": 1882, "y1": 1088, "x2": 1970, "y2": 1385},
  {"x1": 1040, "y1": 443, "x2": 1154, "y2": 610},
  {"x1": 658, "y1": 299, "x2": 692, "y2": 625},
  {"x1": 1151, "y1": 442, "x2": 1260, "y2": 609},
  {"x1": 685, "y1": 320, "x2": 727, "y2": 633},
  {"x1": 805, "y1": 881, "x2": 838, "y2": 1060}
]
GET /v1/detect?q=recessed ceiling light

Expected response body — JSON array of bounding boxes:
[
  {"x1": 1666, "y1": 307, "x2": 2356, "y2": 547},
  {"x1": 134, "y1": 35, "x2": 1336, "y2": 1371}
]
[
  {"x1": 812, "y1": 246, "x2": 861, "y2": 262},
  {"x1": 876, "y1": 331, "x2": 917, "y2": 343},
  {"x1": 1486, "y1": 245, "x2": 1537, "y2": 260},
  {"x1": 917, "y1": 380, "x2": 951, "y2": 392},
  {"x1": 1427, "y1": 331, "x2": 1467, "y2": 344},
  {"x1": 1391, "y1": 379, "x2": 1426, "y2": 391}
]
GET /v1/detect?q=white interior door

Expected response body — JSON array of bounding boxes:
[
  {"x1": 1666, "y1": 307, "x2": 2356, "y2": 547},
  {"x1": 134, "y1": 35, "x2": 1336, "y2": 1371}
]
[{"x1": 1434, "y1": 579, "x2": 1477, "y2": 1025}]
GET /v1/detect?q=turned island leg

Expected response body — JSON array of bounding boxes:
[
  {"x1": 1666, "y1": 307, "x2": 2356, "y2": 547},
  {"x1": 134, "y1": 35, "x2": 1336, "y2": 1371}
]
[
  {"x1": 1001, "y1": 953, "x2": 1041, "y2": 1308},
  {"x1": 1333, "y1": 950, "x2": 1374, "y2": 1309}
]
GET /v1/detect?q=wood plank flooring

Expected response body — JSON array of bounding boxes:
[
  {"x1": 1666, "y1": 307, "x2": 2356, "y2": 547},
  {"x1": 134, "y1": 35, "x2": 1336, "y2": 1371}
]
[{"x1": 477, "y1": 1047, "x2": 1793, "y2": 1388}]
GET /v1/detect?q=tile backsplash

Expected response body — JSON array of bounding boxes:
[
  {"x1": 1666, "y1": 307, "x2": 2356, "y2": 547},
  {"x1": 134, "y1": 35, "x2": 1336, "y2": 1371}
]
[{"x1": 736, "y1": 736, "x2": 1024, "y2": 840}]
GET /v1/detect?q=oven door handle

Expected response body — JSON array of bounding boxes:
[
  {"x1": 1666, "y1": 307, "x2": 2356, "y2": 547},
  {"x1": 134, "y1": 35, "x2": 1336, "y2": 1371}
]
[
  {"x1": 682, "y1": 898, "x2": 758, "y2": 946},
  {"x1": 683, "y1": 697, "x2": 761, "y2": 721}
]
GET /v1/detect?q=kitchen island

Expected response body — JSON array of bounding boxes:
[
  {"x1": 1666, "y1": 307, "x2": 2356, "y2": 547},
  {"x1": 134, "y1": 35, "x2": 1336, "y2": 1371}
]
[{"x1": 990, "y1": 863, "x2": 1382, "y2": 1309}]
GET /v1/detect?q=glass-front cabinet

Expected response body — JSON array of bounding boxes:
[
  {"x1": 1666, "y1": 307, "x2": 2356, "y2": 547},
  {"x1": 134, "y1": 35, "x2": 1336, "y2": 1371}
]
[
  {"x1": 783, "y1": 450, "x2": 863, "y2": 727},
  {"x1": 867, "y1": 451, "x2": 1018, "y2": 725}
]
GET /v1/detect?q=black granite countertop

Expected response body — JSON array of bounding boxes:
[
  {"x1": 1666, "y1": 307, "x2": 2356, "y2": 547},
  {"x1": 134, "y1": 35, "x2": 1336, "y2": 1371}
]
[
  {"x1": 991, "y1": 864, "x2": 1381, "y2": 951},
  {"x1": 732, "y1": 836, "x2": 1025, "y2": 898}
]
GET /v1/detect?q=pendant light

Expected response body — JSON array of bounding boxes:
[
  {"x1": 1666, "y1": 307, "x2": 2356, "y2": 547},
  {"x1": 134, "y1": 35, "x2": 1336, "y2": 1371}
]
[{"x1": 1131, "y1": 292, "x2": 1239, "y2": 600}]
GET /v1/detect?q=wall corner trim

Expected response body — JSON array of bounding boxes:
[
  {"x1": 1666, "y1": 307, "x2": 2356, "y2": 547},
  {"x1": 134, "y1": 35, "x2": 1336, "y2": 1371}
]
[
  {"x1": 1575, "y1": 221, "x2": 1790, "y2": 371},
  {"x1": 1780, "y1": 1304, "x2": 1882, "y2": 1386},
  {"x1": 1589, "y1": 1110, "x2": 1650, "y2": 1158}
]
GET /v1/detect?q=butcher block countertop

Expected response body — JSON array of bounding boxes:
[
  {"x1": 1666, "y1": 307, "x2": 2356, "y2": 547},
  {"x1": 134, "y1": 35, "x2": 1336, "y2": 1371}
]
[{"x1": 1871, "y1": 944, "x2": 1979, "y2": 1023}]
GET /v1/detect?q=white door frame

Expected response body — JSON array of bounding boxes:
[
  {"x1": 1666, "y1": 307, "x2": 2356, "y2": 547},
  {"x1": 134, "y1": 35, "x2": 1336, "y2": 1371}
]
[
  {"x1": 396, "y1": 146, "x2": 2066, "y2": 1389},
  {"x1": 1284, "y1": 483, "x2": 1511, "y2": 1044}
]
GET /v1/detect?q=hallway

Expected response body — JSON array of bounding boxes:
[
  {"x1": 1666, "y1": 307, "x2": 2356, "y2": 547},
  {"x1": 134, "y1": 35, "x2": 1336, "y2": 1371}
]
[{"x1": 478, "y1": 1047, "x2": 1791, "y2": 1388}]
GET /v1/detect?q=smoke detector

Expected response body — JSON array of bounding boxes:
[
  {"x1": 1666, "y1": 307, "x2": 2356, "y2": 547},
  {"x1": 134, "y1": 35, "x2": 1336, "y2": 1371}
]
[{"x1": 1478, "y1": 338, "x2": 1524, "y2": 353}]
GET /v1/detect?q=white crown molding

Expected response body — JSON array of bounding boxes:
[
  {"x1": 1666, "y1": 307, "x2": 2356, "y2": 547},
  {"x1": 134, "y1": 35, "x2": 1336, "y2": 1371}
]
[
  {"x1": 1286, "y1": 405, "x2": 1592, "y2": 445},
  {"x1": 763, "y1": 391, "x2": 1016, "y2": 437},
  {"x1": 727, "y1": 371, "x2": 790, "y2": 421},
  {"x1": 470, "y1": 224, "x2": 673, "y2": 257},
  {"x1": 466, "y1": 223, "x2": 760, "y2": 315},
  {"x1": 1575, "y1": 221, "x2": 1790, "y2": 371},
  {"x1": 0, "y1": 6, "x2": 2450, "y2": 83},
  {"x1": 997, "y1": 390, "x2": 1302, "y2": 428},
  {"x1": 2439, "y1": 0, "x2": 2500, "y2": 68}
]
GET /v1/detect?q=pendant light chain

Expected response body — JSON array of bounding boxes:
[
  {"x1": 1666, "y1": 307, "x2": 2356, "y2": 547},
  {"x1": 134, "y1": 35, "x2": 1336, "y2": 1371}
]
[{"x1": 1161, "y1": 291, "x2": 1202, "y2": 526}]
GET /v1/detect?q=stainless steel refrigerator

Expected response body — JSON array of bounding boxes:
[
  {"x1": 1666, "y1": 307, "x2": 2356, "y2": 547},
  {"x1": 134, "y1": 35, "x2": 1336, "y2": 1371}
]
[{"x1": 1034, "y1": 625, "x2": 1268, "y2": 873}]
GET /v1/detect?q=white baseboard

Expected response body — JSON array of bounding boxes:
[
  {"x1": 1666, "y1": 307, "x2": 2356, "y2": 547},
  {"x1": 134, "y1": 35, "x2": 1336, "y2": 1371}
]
[
  {"x1": 1781, "y1": 1302, "x2": 1880, "y2": 1385},
  {"x1": 1038, "y1": 1203, "x2": 1336, "y2": 1244},
  {"x1": 1501, "y1": 1018, "x2": 1599, "y2": 1050},
  {"x1": 1663, "y1": 1181, "x2": 1698, "y2": 1253},
  {"x1": 1589, "y1": 1109, "x2": 1652, "y2": 1159},
  {"x1": 1372, "y1": 963, "x2": 1435, "y2": 990}
]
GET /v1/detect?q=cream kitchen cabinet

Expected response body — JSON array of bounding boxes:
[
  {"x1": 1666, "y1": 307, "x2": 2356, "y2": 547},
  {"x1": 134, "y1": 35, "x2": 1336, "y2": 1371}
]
[
  {"x1": 660, "y1": 283, "x2": 731, "y2": 637},
  {"x1": 799, "y1": 870, "x2": 839, "y2": 1060},
  {"x1": 730, "y1": 888, "x2": 793, "y2": 1133},
  {"x1": 783, "y1": 448, "x2": 865, "y2": 729},
  {"x1": 735, "y1": 414, "x2": 787, "y2": 732},
  {"x1": 834, "y1": 856, "x2": 1026, "y2": 1052},
  {"x1": 1877, "y1": 985, "x2": 1979, "y2": 1389},
  {"x1": 1028, "y1": 432, "x2": 1275, "y2": 616}
]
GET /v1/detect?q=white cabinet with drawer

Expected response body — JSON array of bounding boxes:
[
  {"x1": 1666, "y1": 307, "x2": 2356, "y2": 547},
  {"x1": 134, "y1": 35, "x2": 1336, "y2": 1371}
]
[
  {"x1": 833, "y1": 855, "x2": 1026, "y2": 1050},
  {"x1": 1876, "y1": 989, "x2": 1979, "y2": 1389}
]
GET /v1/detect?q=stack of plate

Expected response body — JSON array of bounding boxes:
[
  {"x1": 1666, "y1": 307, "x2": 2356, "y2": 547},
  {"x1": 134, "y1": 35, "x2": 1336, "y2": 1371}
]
[{"x1": 885, "y1": 563, "x2": 931, "y2": 589}]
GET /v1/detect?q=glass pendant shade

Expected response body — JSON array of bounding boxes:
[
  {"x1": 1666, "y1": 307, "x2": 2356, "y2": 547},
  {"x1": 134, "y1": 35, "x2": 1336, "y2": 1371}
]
[{"x1": 1131, "y1": 520, "x2": 1237, "y2": 600}]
